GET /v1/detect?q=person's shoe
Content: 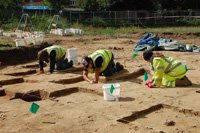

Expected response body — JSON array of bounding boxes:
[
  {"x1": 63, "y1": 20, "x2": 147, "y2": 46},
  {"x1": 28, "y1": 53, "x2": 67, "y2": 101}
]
[
  {"x1": 176, "y1": 76, "x2": 192, "y2": 87},
  {"x1": 69, "y1": 60, "x2": 73, "y2": 66},
  {"x1": 115, "y1": 62, "x2": 124, "y2": 72}
]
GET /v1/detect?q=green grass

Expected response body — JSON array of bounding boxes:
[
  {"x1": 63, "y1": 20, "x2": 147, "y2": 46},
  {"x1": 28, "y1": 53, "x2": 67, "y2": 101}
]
[
  {"x1": 71, "y1": 25, "x2": 200, "y2": 36},
  {"x1": 0, "y1": 41, "x2": 15, "y2": 46},
  {"x1": 132, "y1": 26, "x2": 200, "y2": 33},
  {"x1": 1, "y1": 14, "x2": 200, "y2": 36},
  {"x1": 0, "y1": 15, "x2": 69, "y2": 33}
]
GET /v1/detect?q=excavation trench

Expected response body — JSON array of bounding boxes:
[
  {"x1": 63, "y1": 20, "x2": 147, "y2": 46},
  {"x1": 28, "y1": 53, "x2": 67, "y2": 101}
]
[
  {"x1": 4, "y1": 70, "x2": 37, "y2": 76},
  {"x1": 10, "y1": 87, "x2": 102, "y2": 102},
  {"x1": 50, "y1": 75, "x2": 84, "y2": 84},
  {"x1": 0, "y1": 77, "x2": 24, "y2": 85},
  {"x1": 117, "y1": 104, "x2": 200, "y2": 124}
]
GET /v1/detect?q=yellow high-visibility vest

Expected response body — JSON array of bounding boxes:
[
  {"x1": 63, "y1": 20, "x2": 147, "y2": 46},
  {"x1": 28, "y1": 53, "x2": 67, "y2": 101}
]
[
  {"x1": 45, "y1": 45, "x2": 66, "y2": 61},
  {"x1": 88, "y1": 49, "x2": 112, "y2": 73},
  {"x1": 152, "y1": 56, "x2": 187, "y2": 87}
]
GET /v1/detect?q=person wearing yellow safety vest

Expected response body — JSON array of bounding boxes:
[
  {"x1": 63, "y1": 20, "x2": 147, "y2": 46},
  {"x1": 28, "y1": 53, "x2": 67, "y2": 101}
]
[
  {"x1": 37, "y1": 45, "x2": 73, "y2": 74},
  {"x1": 143, "y1": 49, "x2": 192, "y2": 87},
  {"x1": 82, "y1": 49, "x2": 124, "y2": 84}
]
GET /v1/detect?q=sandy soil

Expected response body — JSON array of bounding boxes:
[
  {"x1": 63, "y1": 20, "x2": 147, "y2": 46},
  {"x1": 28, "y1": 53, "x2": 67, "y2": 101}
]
[{"x1": 0, "y1": 33, "x2": 200, "y2": 133}]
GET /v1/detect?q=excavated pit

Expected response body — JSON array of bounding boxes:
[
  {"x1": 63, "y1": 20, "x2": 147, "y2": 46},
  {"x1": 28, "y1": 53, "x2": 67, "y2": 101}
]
[
  {"x1": 0, "y1": 77, "x2": 24, "y2": 85},
  {"x1": 117, "y1": 104, "x2": 200, "y2": 124},
  {"x1": 16, "y1": 90, "x2": 43, "y2": 102},
  {"x1": 4, "y1": 69, "x2": 37, "y2": 76},
  {"x1": 10, "y1": 87, "x2": 102, "y2": 102},
  {"x1": 50, "y1": 75, "x2": 84, "y2": 84}
]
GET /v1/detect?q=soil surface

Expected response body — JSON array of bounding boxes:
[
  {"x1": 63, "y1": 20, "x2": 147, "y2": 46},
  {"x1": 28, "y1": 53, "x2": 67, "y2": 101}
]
[{"x1": 0, "y1": 33, "x2": 200, "y2": 133}]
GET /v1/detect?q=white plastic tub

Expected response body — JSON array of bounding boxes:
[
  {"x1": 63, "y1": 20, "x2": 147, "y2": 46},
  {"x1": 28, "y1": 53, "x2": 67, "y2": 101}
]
[
  {"x1": 15, "y1": 39, "x2": 26, "y2": 47},
  {"x1": 67, "y1": 48, "x2": 78, "y2": 64},
  {"x1": 102, "y1": 83, "x2": 120, "y2": 101}
]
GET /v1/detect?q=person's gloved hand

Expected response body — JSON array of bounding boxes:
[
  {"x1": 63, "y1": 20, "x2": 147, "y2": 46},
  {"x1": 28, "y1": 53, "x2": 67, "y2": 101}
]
[{"x1": 145, "y1": 81, "x2": 154, "y2": 88}]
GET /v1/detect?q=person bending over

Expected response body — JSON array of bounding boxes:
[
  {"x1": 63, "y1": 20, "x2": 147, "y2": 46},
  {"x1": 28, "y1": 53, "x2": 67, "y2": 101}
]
[
  {"x1": 82, "y1": 49, "x2": 123, "y2": 84},
  {"x1": 143, "y1": 48, "x2": 192, "y2": 88}
]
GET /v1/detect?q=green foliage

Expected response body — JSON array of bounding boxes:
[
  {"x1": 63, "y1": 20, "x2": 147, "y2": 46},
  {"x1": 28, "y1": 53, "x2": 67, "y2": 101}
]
[
  {"x1": 90, "y1": 17, "x2": 107, "y2": 27},
  {"x1": 0, "y1": 0, "x2": 21, "y2": 8},
  {"x1": 31, "y1": 15, "x2": 69, "y2": 32},
  {"x1": 1, "y1": 15, "x2": 70, "y2": 32},
  {"x1": 43, "y1": 0, "x2": 69, "y2": 11},
  {"x1": 1, "y1": 17, "x2": 19, "y2": 30},
  {"x1": 77, "y1": 0, "x2": 108, "y2": 11},
  {"x1": 0, "y1": 0, "x2": 21, "y2": 24},
  {"x1": 176, "y1": 18, "x2": 200, "y2": 26},
  {"x1": 76, "y1": 0, "x2": 200, "y2": 11},
  {"x1": 0, "y1": 44, "x2": 17, "y2": 51},
  {"x1": 30, "y1": 15, "x2": 52, "y2": 32}
]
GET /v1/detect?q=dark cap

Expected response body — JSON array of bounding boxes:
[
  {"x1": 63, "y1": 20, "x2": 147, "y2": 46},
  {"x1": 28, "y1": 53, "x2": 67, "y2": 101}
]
[
  {"x1": 143, "y1": 49, "x2": 153, "y2": 61},
  {"x1": 38, "y1": 50, "x2": 49, "y2": 62}
]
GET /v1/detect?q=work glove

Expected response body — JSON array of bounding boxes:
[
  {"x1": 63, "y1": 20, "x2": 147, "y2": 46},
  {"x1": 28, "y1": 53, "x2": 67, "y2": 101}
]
[{"x1": 145, "y1": 81, "x2": 154, "y2": 88}]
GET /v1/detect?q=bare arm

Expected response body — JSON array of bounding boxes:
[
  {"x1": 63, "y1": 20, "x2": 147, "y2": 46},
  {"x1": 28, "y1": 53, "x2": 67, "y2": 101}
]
[
  {"x1": 94, "y1": 68, "x2": 100, "y2": 83},
  {"x1": 83, "y1": 70, "x2": 93, "y2": 83}
]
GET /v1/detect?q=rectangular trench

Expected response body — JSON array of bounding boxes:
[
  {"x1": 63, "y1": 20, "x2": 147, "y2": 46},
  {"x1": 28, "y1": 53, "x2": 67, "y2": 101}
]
[{"x1": 117, "y1": 104, "x2": 200, "y2": 124}]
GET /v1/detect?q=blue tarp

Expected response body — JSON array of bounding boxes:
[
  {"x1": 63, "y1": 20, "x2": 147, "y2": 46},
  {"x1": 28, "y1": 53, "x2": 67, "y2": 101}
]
[
  {"x1": 22, "y1": 6, "x2": 49, "y2": 10},
  {"x1": 134, "y1": 33, "x2": 172, "y2": 51},
  {"x1": 134, "y1": 33, "x2": 200, "y2": 52}
]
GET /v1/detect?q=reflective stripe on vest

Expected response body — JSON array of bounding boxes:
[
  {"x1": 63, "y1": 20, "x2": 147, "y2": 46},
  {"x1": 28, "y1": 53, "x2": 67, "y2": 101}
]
[
  {"x1": 164, "y1": 81, "x2": 175, "y2": 87},
  {"x1": 88, "y1": 50, "x2": 112, "y2": 73},
  {"x1": 155, "y1": 66, "x2": 164, "y2": 71},
  {"x1": 45, "y1": 45, "x2": 66, "y2": 61},
  {"x1": 163, "y1": 57, "x2": 184, "y2": 74}
]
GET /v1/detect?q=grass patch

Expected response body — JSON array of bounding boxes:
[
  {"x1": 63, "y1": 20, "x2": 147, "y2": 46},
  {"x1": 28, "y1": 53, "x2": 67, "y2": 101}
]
[
  {"x1": 1, "y1": 14, "x2": 200, "y2": 36},
  {"x1": 0, "y1": 41, "x2": 15, "y2": 46},
  {"x1": 71, "y1": 26, "x2": 200, "y2": 36},
  {"x1": 0, "y1": 46, "x2": 19, "y2": 51}
]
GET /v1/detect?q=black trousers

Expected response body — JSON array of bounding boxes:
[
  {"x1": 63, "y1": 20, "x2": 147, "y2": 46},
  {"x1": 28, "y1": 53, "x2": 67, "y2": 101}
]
[{"x1": 101, "y1": 54, "x2": 116, "y2": 77}]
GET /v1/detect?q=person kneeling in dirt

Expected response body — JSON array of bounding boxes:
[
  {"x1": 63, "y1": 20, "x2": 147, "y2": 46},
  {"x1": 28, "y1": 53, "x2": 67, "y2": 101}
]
[
  {"x1": 38, "y1": 45, "x2": 73, "y2": 74},
  {"x1": 143, "y1": 48, "x2": 192, "y2": 88},
  {"x1": 82, "y1": 49, "x2": 124, "y2": 84}
]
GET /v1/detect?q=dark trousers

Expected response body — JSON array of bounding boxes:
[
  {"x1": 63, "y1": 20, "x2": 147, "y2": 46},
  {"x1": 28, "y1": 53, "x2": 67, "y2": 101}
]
[
  {"x1": 101, "y1": 54, "x2": 116, "y2": 77},
  {"x1": 56, "y1": 57, "x2": 73, "y2": 70}
]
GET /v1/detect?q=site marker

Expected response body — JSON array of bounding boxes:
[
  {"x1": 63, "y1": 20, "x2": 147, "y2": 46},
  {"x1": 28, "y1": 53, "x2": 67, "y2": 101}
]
[
  {"x1": 134, "y1": 49, "x2": 139, "y2": 53},
  {"x1": 29, "y1": 102, "x2": 40, "y2": 114},
  {"x1": 144, "y1": 71, "x2": 148, "y2": 81},
  {"x1": 110, "y1": 84, "x2": 115, "y2": 94},
  {"x1": 132, "y1": 53, "x2": 137, "y2": 59},
  {"x1": 185, "y1": 65, "x2": 188, "y2": 72}
]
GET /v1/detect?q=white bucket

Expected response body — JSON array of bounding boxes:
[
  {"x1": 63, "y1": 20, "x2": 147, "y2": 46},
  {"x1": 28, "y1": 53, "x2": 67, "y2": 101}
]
[
  {"x1": 50, "y1": 29, "x2": 56, "y2": 34},
  {"x1": 15, "y1": 39, "x2": 26, "y2": 47},
  {"x1": 193, "y1": 49, "x2": 200, "y2": 53},
  {"x1": 67, "y1": 48, "x2": 78, "y2": 64},
  {"x1": 102, "y1": 83, "x2": 120, "y2": 101},
  {"x1": 57, "y1": 28, "x2": 63, "y2": 36},
  {"x1": 69, "y1": 28, "x2": 76, "y2": 35}
]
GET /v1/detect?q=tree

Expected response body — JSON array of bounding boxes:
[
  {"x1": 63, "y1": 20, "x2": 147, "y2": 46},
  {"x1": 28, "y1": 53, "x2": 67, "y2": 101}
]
[
  {"x1": 108, "y1": 0, "x2": 157, "y2": 11},
  {"x1": 0, "y1": 0, "x2": 21, "y2": 9},
  {"x1": 77, "y1": 0, "x2": 200, "y2": 11},
  {"x1": 77, "y1": 0, "x2": 108, "y2": 11},
  {"x1": 43, "y1": 0, "x2": 69, "y2": 11}
]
